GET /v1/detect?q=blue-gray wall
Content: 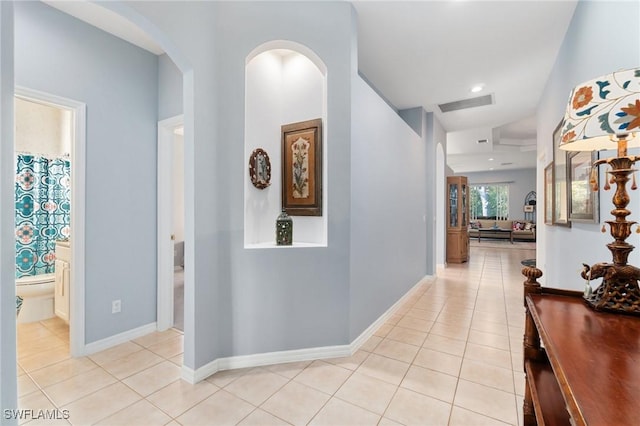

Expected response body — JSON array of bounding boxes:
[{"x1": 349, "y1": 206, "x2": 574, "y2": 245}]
[
  {"x1": 350, "y1": 79, "x2": 427, "y2": 340},
  {"x1": 4, "y1": 1, "x2": 438, "y2": 380},
  {"x1": 537, "y1": 0, "x2": 640, "y2": 289},
  {"x1": 130, "y1": 1, "x2": 435, "y2": 368},
  {"x1": 398, "y1": 107, "x2": 423, "y2": 137},
  {"x1": 14, "y1": 2, "x2": 159, "y2": 342},
  {"x1": 464, "y1": 168, "x2": 536, "y2": 221},
  {"x1": 398, "y1": 108, "x2": 446, "y2": 275},
  {"x1": 426, "y1": 112, "x2": 447, "y2": 272},
  {"x1": 128, "y1": 1, "x2": 356, "y2": 366},
  {"x1": 211, "y1": 1, "x2": 354, "y2": 357},
  {"x1": 1, "y1": 1, "x2": 17, "y2": 417}
]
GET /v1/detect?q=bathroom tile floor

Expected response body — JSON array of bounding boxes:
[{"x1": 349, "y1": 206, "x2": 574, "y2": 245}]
[{"x1": 17, "y1": 243, "x2": 534, "y2": 425}]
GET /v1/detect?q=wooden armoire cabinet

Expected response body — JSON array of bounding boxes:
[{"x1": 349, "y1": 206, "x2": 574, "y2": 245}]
[{"x1": 446, "y1": 176, "x2": 469, "y2": 263}]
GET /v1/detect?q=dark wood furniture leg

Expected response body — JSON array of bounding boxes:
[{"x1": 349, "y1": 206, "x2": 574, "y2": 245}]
[{"x1": 522, "y1": 266, "x2": 543, "y2": 426}]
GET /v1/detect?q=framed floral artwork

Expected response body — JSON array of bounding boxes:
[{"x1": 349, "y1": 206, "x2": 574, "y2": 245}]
[{"x1": 281, "y1": 118, "x2": 322, "y2": 216}]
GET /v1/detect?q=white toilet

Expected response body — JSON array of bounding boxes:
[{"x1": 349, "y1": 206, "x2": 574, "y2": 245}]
[{"x1": 16, "y1": 273, "x2": 56, "y2": 323}]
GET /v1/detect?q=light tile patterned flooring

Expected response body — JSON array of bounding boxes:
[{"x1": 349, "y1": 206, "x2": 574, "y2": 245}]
[{"x1": 17, "y1": 244, "x2": 533, "y2": 425}]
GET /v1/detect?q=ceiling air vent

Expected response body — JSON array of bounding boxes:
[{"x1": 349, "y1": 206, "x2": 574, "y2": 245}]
[
  {"x1": 501, "y1": 162, "x2": 513, "y2": 166},
  {"x1": 438, "y1": 94, "x2": 494, "y2": 113},
  {"x1": 477, "y1": 139, "x2": 489, "y2": 144}
]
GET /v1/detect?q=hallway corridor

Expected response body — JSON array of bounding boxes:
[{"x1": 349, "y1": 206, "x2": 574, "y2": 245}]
[{"x1": 17, "y1": 243, "x2": 533, "y2": 425}]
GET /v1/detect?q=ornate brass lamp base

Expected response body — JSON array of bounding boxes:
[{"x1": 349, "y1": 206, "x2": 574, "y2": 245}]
[
  {"x1": 582, "y1": 263, "x2": 640, "y2": 316},
  {"x1": 581, "y1": 144, "x2": 640, "y2": 316}
]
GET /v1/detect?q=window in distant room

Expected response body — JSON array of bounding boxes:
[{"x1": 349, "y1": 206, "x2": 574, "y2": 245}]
[{"x1": 470, "y1": 184, "x2": 509, "y2": 220}]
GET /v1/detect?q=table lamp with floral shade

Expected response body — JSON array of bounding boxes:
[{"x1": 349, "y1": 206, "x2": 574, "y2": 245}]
[{"x1": 559, "y1": 67, "x2": 640, "y2": 315}]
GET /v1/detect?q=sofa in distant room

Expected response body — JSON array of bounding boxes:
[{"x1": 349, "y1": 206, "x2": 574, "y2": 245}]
[{"x1": 468, "y1": 219, "x2": 536, "y2": 241}]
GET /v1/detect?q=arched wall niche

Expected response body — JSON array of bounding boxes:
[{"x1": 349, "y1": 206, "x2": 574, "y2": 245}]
[
  {"x1": 244, "y1": 40, "x2": 328, "y2": 248},
  {"x1": 246, "y1": 40, "x2": 327, "y2": 75}
]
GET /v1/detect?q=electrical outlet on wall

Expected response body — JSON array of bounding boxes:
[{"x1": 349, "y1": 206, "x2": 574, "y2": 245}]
[{"x1": 112, "y1": 299, "x2": 121, "y2": 314}]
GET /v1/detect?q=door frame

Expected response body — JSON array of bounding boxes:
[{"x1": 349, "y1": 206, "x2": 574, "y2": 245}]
[
  {"x1": 157, "y1": 114, "x2": 183, "y2": 331},
  {"x1": 436, "y1": 142, "x2": 446, "y2": 270},
  {"x1": 15, "y1": 86, "x2": 87, "y2": 357}
]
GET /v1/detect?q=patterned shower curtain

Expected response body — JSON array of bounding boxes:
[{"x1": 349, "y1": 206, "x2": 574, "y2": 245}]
[{"x1": 15, "y1": 154, "x2": 71, "y2": 278}]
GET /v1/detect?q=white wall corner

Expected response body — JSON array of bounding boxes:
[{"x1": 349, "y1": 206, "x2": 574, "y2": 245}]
[{"x1": 182, "y1": 359, "x2": 217, "y2": 384}]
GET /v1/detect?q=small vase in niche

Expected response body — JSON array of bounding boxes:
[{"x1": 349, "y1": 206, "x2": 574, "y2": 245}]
[{"x1": 276, "y1": 209, "x2": 293, "y2": 246}]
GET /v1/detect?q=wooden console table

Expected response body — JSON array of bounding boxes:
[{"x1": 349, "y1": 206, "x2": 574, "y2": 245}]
[{"x1": 522, "y1": 268, "x2": 640, "y2": 425}]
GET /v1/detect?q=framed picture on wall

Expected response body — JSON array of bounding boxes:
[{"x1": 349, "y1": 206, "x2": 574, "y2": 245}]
[
  {"x1": 248, "y1": 148, "x2": 271, "y2": 189},
  {"x1": 281, "y1": 118, "x2": 323, "y2": 216},
  {"x1": 552, "y1": 120, "x2": 571, "y2": 227},
  {"x1": 568, "y1": 150, "x2": 599, "y2": 223},
  {"x1": 544, "y1": 161, "x2": 554, "y2": 225}
]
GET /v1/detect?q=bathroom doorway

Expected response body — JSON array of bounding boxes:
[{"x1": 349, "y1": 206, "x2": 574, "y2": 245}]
[
  {"x1": 14, "y1": 87, "x2": 87, "y2": 358},
  {"x1": 157, "y1": 115, "x2": 185, "y2": 332}
]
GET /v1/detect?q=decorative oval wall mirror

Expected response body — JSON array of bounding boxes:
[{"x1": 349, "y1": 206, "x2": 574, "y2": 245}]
[{"x1": 249, "y1": 148, "x2": 271, "y2": 189}]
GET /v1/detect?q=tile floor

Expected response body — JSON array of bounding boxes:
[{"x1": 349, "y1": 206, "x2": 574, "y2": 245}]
[{"x1": 16, "y1": 243, "x2": 533, "y2": 425}]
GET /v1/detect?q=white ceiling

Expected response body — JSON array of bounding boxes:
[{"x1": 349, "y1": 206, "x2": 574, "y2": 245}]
[
  {"x1": 352, "y1": 0, "x2": 577, "y2": 173},
  {"x1": 45, "y1": 0, "x2": 578, "y2": 173}
]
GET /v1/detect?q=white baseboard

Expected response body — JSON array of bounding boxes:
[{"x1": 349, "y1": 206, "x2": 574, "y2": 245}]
[
  {"x1": 184, "y1": 344, "x2": 351, "y2": 384},
  {"x1": 349, "y1": 274, "x2": 435, "y2": 353},
  {"x1": 186, "y1": 275, "x2": 436, "y2": 383},
  {"x1": 83, "y1": 322, "x2": 157, "y2": 356}
]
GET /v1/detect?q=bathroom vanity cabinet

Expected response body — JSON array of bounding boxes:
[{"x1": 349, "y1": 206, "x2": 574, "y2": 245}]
[{"x1": 55, "y1": 240, "x2": 71, "y2": 324}]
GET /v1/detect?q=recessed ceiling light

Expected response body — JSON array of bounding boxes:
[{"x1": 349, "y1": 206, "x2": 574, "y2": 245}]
[
  {"x1": 471, "y1": 84, "x2": 484, "y2": 93},
  {"x1": 488, "y1": 158, "x2": 494, "y2": 161},
  {"x1": 489, "y1": 167, "x2": 494, "y2": 170}
]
